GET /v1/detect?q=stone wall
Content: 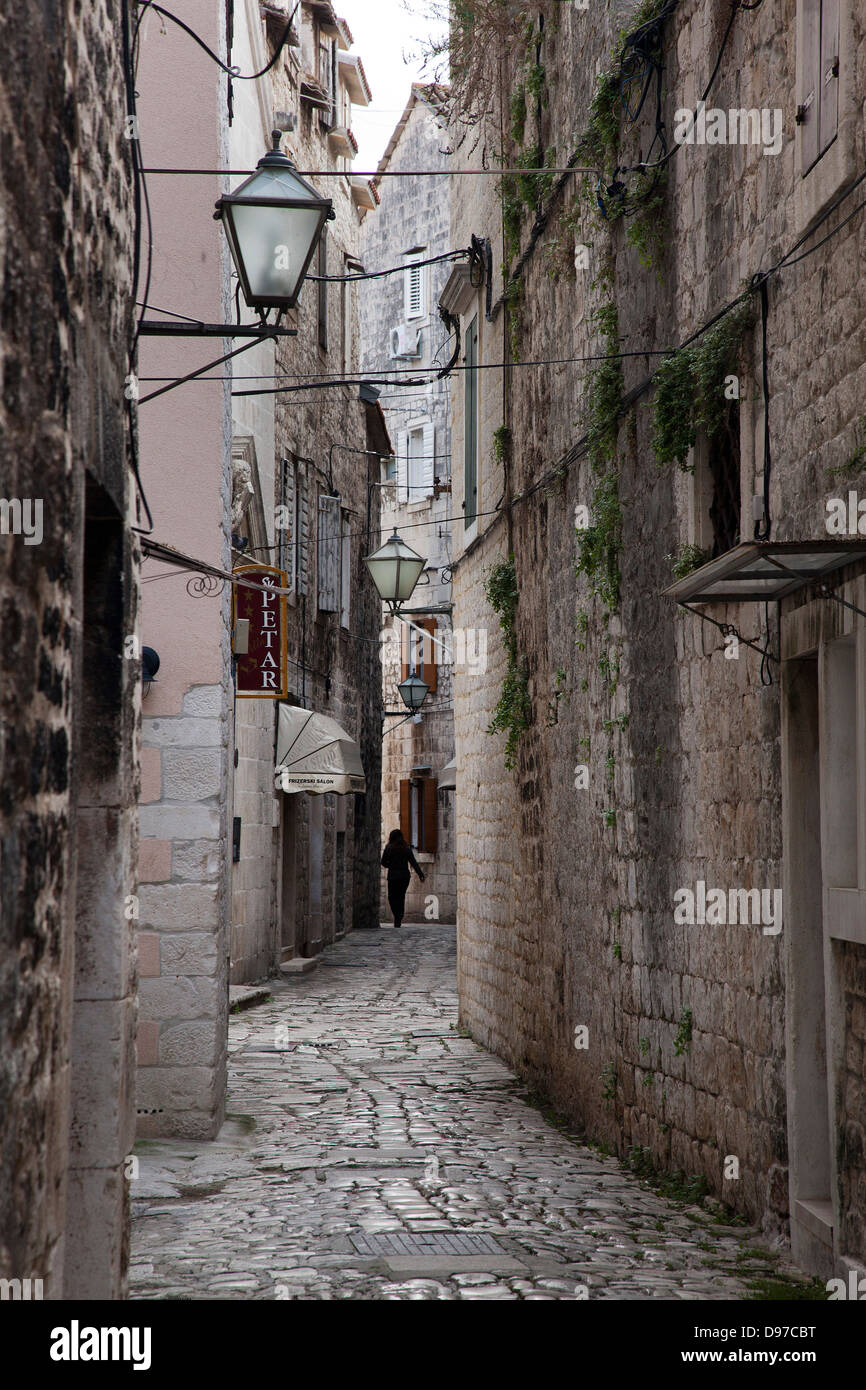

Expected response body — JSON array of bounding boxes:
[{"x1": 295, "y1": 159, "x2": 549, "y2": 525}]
[
  {"x1": 445, "y1": 0, "x2": 866, "y2": 1273},
  {"x1": 136, "y1": 0, "x2": 232, "y2": 1140},
  {"x1": 0, "y1": 0, "x2": 137, "y2": 1297},
  {"x1": 265, "y1": 11, "x2": 383, "y2": 954},
  {"x1": 359, "y1": 91, "x2": 457, "y2": 924}
]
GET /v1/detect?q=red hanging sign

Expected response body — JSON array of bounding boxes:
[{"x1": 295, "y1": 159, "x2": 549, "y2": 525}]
[{"x1": 232, "y1": 565, "x2": 289, "y2": 699}]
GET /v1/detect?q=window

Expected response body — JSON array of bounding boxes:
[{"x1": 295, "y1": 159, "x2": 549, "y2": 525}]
[
  {"x1": 396, "y1": 421, "x2": 434, "y2": 502},
  {"x1": 317, "y1": 493, "x2": 340, "y2": 612},
  {"x1": 688, "y1": 410, "x2": 742, "y2": 560},
  {"x1": 464, "y1": 315, "x2": 479, "y2": 529},
  {"x1": 399, "y1": 776, "x2": 439, "y2": 853},
  {"x1": 340, "y1": 508, "x2": 351, "y2": 629},
  {"x1": 296, "y1": 467, "x2": 309, "y2": 597},
  {"x1": 401, "y1": 619, "x2": 438, "y2": 694},
  {"x1": 798, "y1": 0, "x2": 840, "y2": 173},
  {"x1": 318, "y1": 228, "x2": 328, "y2": 352},
  {"x1": 278, "y1": 457, "x2": 297, "y2": 593},
  {"x1": 404, "y1": 253, "x2": 426, "y2": 321},
  {"x1": 707, "y1": 405, "x2": 741, "y2": 556}
]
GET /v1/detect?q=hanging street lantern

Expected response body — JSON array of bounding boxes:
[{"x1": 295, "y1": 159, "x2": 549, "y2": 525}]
[
  {"x1": 363, "y1": 530, "x2": 427, "y2": 615},
  {"x1": 397, "y1": 674, "x2": 429, "y2": 712},
  {"x1": 213, "y1": 131, "x2": 334, "y2": 313}
]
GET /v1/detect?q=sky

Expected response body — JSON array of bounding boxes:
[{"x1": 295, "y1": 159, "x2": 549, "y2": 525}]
[{"x1": 336, "y1": 0, "x2": 446, "y2": 173}]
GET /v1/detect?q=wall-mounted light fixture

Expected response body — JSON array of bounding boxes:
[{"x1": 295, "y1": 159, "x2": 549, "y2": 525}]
[{"x1": 141, "y1": 646, "x2": 160, "y2": 697}]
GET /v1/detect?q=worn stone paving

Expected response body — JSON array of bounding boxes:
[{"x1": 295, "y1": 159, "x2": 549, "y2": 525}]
[{"x1": 130, "y1": 923, "x2": 801, "y2": 1301}]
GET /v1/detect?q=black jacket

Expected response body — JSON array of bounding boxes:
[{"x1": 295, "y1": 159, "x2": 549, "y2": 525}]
[{"x1": 381, "y1": 842, "x2": 423, "y2": 878}]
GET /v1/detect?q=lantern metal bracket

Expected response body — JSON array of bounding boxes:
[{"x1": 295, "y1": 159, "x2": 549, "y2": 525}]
[{"x1": 138, "y1": 322, "x2": 298, "y2": 337}]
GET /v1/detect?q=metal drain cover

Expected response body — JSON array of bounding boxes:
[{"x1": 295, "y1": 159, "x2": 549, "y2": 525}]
[{"x1": 350, "y1": 1231, "x2": 505, "y2": 1257}]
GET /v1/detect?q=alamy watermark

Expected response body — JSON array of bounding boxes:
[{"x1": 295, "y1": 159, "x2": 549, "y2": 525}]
[
  {"x1": 673, "y1": 102, "x2": 783, "y2": 157},
  {"x1": 0, "y1": 498, "x2": 43, "y2": 545},
  {"x1": 674, "y1": 881, "x2": 782, "y2": 935}
]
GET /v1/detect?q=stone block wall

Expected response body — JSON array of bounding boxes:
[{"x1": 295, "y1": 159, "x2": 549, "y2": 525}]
[
  {"x1": 445, "y1": 0, "x2": 866, "y2": 1267},
  {"x1": 136, "y1": 0, "x2": 233, "y2": 1141},
  {"x1": 0, "y1": 0, "x2": 137, "y2": 1297}
]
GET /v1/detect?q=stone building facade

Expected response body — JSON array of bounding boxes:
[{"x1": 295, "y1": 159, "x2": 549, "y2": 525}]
[
  {"x1": 245, "y1": 1, "x2": 384, "y2": 959},
  {"x1": 136, "y1": 0, "x2": 234, "y2": 1142},
  {"x1": 0, "y1": 0, "x2": 138, "y2": 1297},
  {"x1": 134, "y1": 0, "x2": 382, "y2": 1144},
  {"x1": 359, "y1": 87, "x2": 458, "y2": 924},
  {"x1": 442, "y1": 0, "x2": 866, "y2": 1281}
]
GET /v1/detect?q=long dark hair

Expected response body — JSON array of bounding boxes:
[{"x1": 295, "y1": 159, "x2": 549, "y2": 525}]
[{"x1": 388, "y1": 828, "x2": 408, "y2": 846}]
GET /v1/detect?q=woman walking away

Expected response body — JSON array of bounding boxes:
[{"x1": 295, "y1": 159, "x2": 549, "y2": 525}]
[{"x1": 381, "y1": 828, "x2": 424, "y2": 929}]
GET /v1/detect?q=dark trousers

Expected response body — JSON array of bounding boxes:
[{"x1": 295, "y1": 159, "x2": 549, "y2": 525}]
[{"x1": 387, "y1": 871, "x2": 411, "y2": 928}]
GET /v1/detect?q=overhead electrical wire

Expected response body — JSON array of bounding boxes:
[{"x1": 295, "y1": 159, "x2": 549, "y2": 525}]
[{"x1": 133, "y1": 0, "x2": 300, "y2": 79}]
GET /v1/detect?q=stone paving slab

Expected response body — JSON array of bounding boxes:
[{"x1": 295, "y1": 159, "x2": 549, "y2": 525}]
[{"x1": 130, "y1": 923, "x2": 810, "y2": 1301}]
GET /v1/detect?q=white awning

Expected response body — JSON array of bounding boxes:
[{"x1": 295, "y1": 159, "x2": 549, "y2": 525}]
[
  {"x1": 438, "y1": 756, "x2": 457, "y2": 790},
  {"x1": 275, "y1": 705, "x2": 366, "y2": 795}
]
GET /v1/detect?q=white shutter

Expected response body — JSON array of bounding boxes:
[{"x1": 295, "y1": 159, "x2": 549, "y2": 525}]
[
  {"x1": 404, "y1": 259, "x2": 424, "y2": 320},
  {"x1": 317, "y1": 495, "x2": 341, "y2": 611},
  {"x1": 396, "y1": 430, "x2": 408, "y2": 502},
  {"x1": 279, "y1": 459, "x2": 296, "y2": 593},
  {"x1": 421, "y1": 422, "x2": 435, "y2": 496}
]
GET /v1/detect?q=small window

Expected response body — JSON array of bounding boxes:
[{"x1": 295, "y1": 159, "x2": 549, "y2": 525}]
[
  {"x1": 401, "y1": 619, "x2": 438, "y2": 693},
  {"x1": 707, "y1": 404, "x2": 741, "y2": 557},
  {"x1": 278, "y1": 457, "x2": 297, "y2": 593},
  {"x1": 399, "y1": 776, "x2": 439, "y2": 853},
  {"x1": 404, "y1": 254, "x2": 426, "y2": 321},
  {"x1": 408, "y1": 426, "x2": 425, "y2": 496},
  {"x1": 396, "y1": 421, "x2": 435, "y2": 502}
]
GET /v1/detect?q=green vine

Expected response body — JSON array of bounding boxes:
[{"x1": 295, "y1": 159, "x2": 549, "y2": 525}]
[
  {"x1": 484, "y1": 555, "x2": 531, "y2": 770},
  {"x1": 651, "y1": 297, "x2": 753, "y2": 468},
  {"x1": 576, "y1": 291, "x2": 623, "y2": 612},
  {"x1": 510, "y1": 83, "x2": 527, "y2": 144},
  {"x1": 668, "y1": 543, "x2": 710, "y2": 580},
  {"x1": 673, "y1": 1007, "x2": 694, "y2": 1057}
]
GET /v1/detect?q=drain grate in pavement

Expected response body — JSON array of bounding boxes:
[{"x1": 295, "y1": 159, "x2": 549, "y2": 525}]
[{"x1": 350, "y1": 1231, "x2": 504, "y2": 1257}]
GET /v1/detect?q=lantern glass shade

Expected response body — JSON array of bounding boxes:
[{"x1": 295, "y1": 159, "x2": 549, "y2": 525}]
[
  {"x1": 363, "y1": 531, "x2": 426, "y2": 609},
  {"x1": 398, "y1": 675, "x2": 429, "y2": 711},
  {"x1": 215, "y1": 137, "x2": 332, "y2": 311}
]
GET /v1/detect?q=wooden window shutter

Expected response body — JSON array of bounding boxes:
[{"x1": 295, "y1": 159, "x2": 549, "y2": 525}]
[
  {"x1": 396, "y1": 429, "x2": 409, "y2": 503},
  {"x1": 400, "y1": 624, "x2": 410, "y2": 684},
  {"x1": 800, "y1": 0, "x2": 822, "y2": 171},
  {"x1": 317, "y1": 495, "x2": 340, "y2": 611},
  {"x1": 318, "y1": 229, "x2": 328, "y2": 352},
  {"x1": 421, "y1": 421, "x2": 435, "y2": 496},
  {"x1": 297, "y1": 472, "x2": 309, "y2": 596},
  {"x1": 404, "y1": 258, "x2": 424, "y2": 320},
  {"x1": 399, "y1": 780, "x2": 411, "y2": 840},
  {"x1": 422, "y1": 777, "x2": 438, "y2": 853},
  {"x1": 819, "y1": 0, "x2": 840, "y2": 157},
  {"x1": 464, "y1": 316, "x2": 478, "y2": 526},
  {"x1": 421, "y1": 618, "x2": 438, "y2": 693},
  {"x1": 279, "y1": 458, "x2": 296, "y2": 591}
]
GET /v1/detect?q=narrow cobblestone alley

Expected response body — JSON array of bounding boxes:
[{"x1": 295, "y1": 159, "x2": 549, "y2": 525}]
[{"x1": 130, "y1": 925, "x2": 807, "y2": 1302}]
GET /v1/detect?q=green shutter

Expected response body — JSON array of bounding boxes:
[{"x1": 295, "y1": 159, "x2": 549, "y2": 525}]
[{"x1": 464, "y1": 316, "x2": 478, "y2": 528}]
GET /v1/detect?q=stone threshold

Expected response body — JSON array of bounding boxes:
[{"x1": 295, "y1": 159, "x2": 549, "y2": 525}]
[{"x1": 228, "y1": 984, "x2": 272, "y2": 1012}]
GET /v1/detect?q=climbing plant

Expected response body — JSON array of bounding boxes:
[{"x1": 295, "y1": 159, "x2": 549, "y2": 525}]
[
  {"x1": 575, "y1": 291, "x2": 623, "y2": 612},
  {"x1": 651, "y1": 296, "x2": 753, "y2": 467},
  {"x1": 484, "y1": 555, "x2": 532, "y2": 770}
]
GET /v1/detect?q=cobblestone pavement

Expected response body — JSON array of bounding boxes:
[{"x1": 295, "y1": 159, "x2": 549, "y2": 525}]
[{"x1": 130, "y1": 924, "x2": 806, "y2": 1301}]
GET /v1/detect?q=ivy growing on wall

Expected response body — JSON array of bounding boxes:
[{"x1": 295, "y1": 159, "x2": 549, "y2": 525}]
[
  {"x1": 484, "y1": 555, "x2": 532, "y2": 770},
  {"x1": 575, "y1": 290, "x2": 623, "y2": 612},
  {"x1": 651, "y1": 296, "x2": 753, "y2": 467}
]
